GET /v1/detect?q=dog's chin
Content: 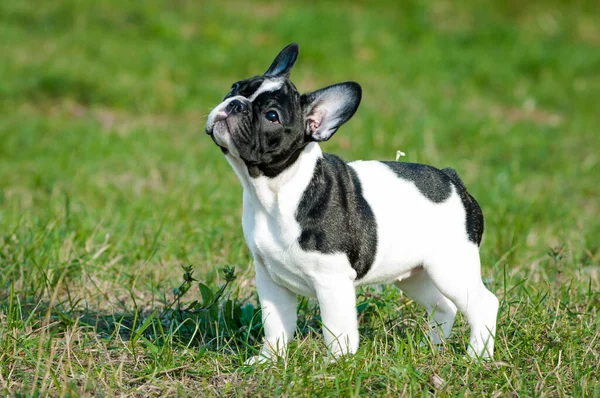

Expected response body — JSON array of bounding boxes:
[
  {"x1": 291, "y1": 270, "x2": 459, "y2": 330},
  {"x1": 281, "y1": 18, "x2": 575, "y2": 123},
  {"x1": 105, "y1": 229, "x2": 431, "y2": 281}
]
[
  {"x1": 211, "y1": 121, "x2": 229, "y2": 146},
  {"x1": 212, "y1": 121, "x2": 241, "y2": 156}
]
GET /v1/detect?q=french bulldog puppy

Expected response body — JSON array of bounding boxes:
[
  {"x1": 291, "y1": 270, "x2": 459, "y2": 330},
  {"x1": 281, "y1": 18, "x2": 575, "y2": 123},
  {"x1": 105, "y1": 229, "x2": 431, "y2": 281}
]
[{"x1": 206, "y1": 43, "x2": 498, "y2": 364}]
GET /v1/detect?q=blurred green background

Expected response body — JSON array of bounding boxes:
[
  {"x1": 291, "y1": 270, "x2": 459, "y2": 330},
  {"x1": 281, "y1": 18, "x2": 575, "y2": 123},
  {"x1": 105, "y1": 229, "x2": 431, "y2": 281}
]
[{"x1": 0, "y1": 0, "x2": 599, "y2": 395}]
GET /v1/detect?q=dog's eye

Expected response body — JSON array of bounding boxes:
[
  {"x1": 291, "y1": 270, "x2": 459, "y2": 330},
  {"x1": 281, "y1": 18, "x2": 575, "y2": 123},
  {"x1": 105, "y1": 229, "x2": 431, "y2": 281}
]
[{"x1": 265, "y1": 111, "x2": 280, "y2": 123}]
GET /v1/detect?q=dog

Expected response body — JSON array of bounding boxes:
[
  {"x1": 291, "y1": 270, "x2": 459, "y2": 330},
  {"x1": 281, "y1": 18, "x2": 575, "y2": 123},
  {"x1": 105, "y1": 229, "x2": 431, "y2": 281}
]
[{"x1": 206, "y1": 43, "x2": 499, "y2": 364}]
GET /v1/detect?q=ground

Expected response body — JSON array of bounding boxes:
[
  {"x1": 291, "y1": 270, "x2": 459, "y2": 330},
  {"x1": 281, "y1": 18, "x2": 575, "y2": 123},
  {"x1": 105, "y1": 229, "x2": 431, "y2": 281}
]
[{"x1": 0, "y1": 0, "x2": 599, "y2": 396}]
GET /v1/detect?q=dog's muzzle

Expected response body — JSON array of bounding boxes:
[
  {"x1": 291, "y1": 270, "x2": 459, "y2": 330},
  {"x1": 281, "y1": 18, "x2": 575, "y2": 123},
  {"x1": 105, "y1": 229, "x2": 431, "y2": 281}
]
[
  {"x1": 226, "y1": 99, "x2": 249, "y2": 116},
  {"x1": 206, "y1": 96, "x2": 250, "y2": 135}
]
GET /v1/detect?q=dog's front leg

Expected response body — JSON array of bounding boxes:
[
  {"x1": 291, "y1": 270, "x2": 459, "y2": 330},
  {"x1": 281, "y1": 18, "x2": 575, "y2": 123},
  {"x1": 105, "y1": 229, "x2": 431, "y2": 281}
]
[
  {"x1": 315, "y1": 277, "x2": 359, "y2": 358},
  {"x1": 245, "y1": 261, "x2": 297, "y2": 365}
]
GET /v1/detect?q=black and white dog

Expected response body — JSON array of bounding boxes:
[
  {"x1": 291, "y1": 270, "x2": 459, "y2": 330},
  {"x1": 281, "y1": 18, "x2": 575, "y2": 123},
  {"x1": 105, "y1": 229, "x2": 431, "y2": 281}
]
[{"x1": 206, "y1": 44, "x2": 499, "y2": 364}]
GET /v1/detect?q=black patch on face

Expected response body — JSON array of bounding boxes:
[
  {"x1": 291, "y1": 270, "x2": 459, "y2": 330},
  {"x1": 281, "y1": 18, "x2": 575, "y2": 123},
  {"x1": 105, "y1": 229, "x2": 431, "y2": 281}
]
[
  {"x1": 227, "y1": 77, "x2": 264, "y2": 100},
  {"x1": 296, "y1": 154, "x2": 378, "y2": 279},
  {"x1": 381, "y1": 162, "x2": 453, "y2": 203},
  {"x1": 223, "y1": 76, "x2": 309, "y2": 178},
  {"x1": 441, "y1": 168, "x2": 484, "y2": 246}
]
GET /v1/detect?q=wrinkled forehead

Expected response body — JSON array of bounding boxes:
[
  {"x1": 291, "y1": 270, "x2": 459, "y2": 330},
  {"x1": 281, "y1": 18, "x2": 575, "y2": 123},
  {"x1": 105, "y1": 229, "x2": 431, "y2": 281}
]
[{"x1": 232, "y1": 76, "x2": 298, "y2": 102}]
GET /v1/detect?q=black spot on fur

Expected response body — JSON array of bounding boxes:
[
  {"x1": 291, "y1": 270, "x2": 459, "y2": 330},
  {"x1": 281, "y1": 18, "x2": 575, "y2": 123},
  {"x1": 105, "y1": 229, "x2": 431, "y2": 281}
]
[
  {"x1": 382, "y1": 162, "x2": 484, "y2": 246},
  {"x1": 381, "y1": 162, "x2": 453, "y2": 203},
  {"x1": 296, "y1": 154, "x2": 377, "y2": 279},
  {"x1": 441, "y1": 168, "x2": 484, "y2": 246},
  {"x1": 223, "y1": 77, "x2": 309, "y2": 178}
]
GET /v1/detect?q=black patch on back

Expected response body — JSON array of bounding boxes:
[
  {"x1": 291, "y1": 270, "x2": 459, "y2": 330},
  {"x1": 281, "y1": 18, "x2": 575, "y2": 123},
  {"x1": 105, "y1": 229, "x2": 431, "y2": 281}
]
[
  {"x1": 381, "y1": 162, "x2": 453, "y2": 203},
  {"x1": 382, "y1": 162, "x2": 484, "y2": 246},
  {"x1": 441, "y1": 167, "x2": 484, "y2": 246},
  {"x1": 296, "y1": 154, "x2": 377, "y2": 279}
]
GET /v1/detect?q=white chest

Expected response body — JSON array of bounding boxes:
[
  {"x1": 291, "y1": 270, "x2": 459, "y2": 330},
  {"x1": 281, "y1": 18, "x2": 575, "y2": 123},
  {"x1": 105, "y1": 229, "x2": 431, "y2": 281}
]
[
  {"x1": 242, "y1": 196, "x2": 316, "y2": 296},
  {"x1": 232, "y1": 143, "x2": 358, "y2": 297}
]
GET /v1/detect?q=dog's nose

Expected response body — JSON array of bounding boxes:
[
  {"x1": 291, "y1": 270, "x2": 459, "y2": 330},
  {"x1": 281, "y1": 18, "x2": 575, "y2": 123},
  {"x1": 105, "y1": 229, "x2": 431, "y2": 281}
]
[{"x1": 226, "y1": 99, "x2": 248, "y2": 115}]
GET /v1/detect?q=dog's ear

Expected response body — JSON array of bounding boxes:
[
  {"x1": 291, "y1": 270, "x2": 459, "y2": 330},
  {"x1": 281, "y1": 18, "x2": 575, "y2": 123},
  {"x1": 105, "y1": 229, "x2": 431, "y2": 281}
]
[
  {"x1": 265, "y1": 43, "x2": 299, "y2": 78},
  {"x1": 301, "y1": 82, "x2": 362, "y2": 142}
]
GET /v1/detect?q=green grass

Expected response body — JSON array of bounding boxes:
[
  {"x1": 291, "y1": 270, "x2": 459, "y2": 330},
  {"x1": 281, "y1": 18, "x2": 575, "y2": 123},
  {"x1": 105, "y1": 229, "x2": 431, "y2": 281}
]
[{"x1": 1, "y1": 0, "x2": 599, "y2": 396}]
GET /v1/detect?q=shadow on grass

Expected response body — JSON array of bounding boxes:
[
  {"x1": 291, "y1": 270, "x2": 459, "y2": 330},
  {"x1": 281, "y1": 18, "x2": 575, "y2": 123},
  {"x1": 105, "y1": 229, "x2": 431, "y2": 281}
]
[
  {"x1": 1, "y1": 282, "x2": 419, "y2": 358},
  {"x1": 1, "y1": 279, "x2": 324, "y2": 359}
]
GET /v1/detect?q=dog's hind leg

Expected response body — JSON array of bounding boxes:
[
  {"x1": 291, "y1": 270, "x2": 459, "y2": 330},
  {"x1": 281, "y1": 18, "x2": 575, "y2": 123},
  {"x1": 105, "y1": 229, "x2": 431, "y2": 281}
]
[
  {"x1": 395, "y1": 268, "x2": 457, "y2": 346},
  {"x1": 425, "y1": 245, "x2": 499, "y2": 359}
]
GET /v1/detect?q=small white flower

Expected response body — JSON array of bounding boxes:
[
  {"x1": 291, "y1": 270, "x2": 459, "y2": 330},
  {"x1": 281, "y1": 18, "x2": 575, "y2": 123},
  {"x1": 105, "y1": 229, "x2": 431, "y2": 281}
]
[{"x1": 395, "y1": 150, "x2": 406, "y2": 161}]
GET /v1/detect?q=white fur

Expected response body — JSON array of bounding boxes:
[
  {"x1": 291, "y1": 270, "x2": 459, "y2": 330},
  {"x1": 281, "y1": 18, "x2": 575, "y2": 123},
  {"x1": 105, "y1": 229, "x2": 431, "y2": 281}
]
[
  {"x1": 248, "y1": 79, "x2": 284, "y2": 102},
  {"x1": 224, "y1": 143, "x2": 498, "y2": 364}
]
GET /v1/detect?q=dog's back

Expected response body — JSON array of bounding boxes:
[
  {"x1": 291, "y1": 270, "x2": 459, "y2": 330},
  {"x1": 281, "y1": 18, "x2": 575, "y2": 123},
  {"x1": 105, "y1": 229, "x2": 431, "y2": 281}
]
[{"x1": 347, "y1": 159, "x2": 482, "y2": 285}]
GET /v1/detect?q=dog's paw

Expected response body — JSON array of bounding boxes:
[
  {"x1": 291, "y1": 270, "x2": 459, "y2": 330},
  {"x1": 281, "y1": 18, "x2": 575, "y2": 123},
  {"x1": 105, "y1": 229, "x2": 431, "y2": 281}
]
[
  {"x1": 466, "y1": 348, "x2": 493, "y2": 362},
  {"x1": 322, "y1": 355, "x2": 334, "y2": 365},
  {"x1": 244, "y1": 354, "x2": 271, "y2": 366}
]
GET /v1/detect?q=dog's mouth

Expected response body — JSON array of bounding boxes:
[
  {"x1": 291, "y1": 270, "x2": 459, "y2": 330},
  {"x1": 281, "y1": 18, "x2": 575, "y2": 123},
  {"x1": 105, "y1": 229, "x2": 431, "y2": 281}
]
[
  {"x1": 214, "y1": 119, "x2": 230, "y2": 136},
  {"x1": 206, "y1": 107, "x2": 231, "y2": 135},
  {"x1": 205, "y1": 120, "x2": 218, "y2": 136},
  {"x1": 207, "y1": 120, "x2": 233, "y2": 155},
  {"x1": 206, "y1": 119, "x2": 226, "y2": 136}
]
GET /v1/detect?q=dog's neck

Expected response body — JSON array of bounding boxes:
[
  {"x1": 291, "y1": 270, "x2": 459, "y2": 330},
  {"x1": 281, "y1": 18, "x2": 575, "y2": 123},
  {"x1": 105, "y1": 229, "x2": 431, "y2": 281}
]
[{"x1": 225, "y1": 142, "x2": 322, "y2": 213}]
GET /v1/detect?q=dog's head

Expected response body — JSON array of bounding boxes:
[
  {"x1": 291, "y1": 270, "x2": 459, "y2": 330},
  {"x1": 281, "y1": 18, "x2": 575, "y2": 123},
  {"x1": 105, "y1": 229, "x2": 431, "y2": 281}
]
[{"x1": 206, "y1": 43, "x2": 361, "y2": 177}]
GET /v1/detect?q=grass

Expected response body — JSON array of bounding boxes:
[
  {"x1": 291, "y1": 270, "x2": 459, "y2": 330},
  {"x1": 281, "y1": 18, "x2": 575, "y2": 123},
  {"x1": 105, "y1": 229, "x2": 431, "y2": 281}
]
[{"x1": 1, "y1": 0, "x2": 599, "y2": 396}]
